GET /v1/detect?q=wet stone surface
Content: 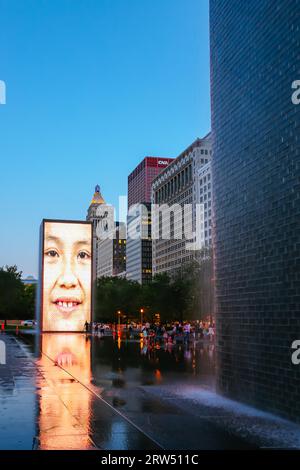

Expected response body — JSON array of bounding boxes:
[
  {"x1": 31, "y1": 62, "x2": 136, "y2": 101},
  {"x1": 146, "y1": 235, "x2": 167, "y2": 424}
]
[
  {"x1": 0, "y1": 334, "x2": 37, "y2": 449},
  {"x1": 2, "y1": 332, "x2": 297, "y2": 450}
]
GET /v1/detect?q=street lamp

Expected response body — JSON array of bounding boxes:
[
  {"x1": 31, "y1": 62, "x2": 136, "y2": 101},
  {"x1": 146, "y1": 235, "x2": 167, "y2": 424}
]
[
  {"x1": 117, "y1": 310, "x2": 121, "y2": 330},
  {"x1": 140, "y1": 308, "x2": 144, "y2": 329}
]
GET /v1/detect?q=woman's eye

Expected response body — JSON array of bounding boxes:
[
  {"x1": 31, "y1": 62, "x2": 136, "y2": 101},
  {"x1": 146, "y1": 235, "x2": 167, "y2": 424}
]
[
  {"x1": 46, "y1": 250, "x2": 59, "y2": 258},
  {"x1": 78, "y1": 251, "x2": 90, "y2": 260}
]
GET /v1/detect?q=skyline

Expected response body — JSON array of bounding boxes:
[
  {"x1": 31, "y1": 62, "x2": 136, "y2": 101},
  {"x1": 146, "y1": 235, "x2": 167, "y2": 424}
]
[
  {"x1": 1, "y1": 0, "x2": 300, "y2": 455},
  {"x1": 0, "y1": 0, "x2": 210, "y2": 277}
]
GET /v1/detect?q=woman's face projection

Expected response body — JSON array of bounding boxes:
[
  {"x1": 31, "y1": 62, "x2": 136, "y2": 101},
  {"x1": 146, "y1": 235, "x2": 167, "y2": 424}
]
[{"x1": 42, "y1": 221, "x2": 92, "y2": 331}]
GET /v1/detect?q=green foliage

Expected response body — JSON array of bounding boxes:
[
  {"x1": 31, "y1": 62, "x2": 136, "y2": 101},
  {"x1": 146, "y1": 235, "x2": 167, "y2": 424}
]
[
  {"x1": 94, "y1": 277, "x2": 142, "y2": 323},
  {"x1": 0, "y1": 250, "x2": 213, "y2": 324},
  {"x1": 0, "y1": 265, "x2": 36, "y2": 320},
  {"x1": 94, "y1": 248, "x2": 213, "y2": 323},
  {"x1": 23, "y1": 283, "x2": 37, "y2": 318}
]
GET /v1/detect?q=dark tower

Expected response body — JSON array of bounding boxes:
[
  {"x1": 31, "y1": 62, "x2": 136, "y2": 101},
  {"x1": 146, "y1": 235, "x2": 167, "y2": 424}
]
[{"x1": 210, "y1": 0, "x2": 300, "y2": 420}]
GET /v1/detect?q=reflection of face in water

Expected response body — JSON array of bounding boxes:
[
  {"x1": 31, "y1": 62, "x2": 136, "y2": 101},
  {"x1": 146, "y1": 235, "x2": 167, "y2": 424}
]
[
  {"x1": 42, "y1": 222, "x2": 92, "y2": 331},
  {"x1": 41, "y1": 334, "x2": 91, "y2": 379},
  {"x1": 38, "y1": 334, "x2": 93, "y2": 449}
]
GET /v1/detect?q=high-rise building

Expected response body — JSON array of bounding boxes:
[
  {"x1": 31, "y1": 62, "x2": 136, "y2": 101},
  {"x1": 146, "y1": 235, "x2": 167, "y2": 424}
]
[
  {"x1": 128, "y1": 157, "x2": 174, "y2": 208},
  {"x1": 86, "y1": 185, "x2": 106, "y2": 278},
  {"x1": 210, "y1": 0, "x2": 300, "y2": 420},
  {"x1": 97, "y1": 221, "x2": 126, "y2": 278},
  {"x1": 195, "y1": 161, "x2": 212, "y2": 248},
  {"x1": 152, "y1": 135, "x2": 212, "y2": 277},
  {"x1": 126, "y1": 202, "x2": 152, "y2": 284},
  {"x1": 127, "y1": 156, "x2": 173, "y2": 284}
]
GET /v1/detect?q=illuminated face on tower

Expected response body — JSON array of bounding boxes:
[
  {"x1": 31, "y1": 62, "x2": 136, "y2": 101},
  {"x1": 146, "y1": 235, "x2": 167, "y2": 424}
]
[{"x1": 41, "y1": 221, "x2": 92, "y2": 331}]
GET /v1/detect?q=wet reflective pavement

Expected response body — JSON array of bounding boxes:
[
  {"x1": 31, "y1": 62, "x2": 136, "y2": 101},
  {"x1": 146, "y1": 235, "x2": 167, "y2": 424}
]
[
  {"x1": 0, "y1": 332, "x2": 256, "y2": 449},
  {"x1": 0, "y1": 335, "x2": 37, "y2": 449}
]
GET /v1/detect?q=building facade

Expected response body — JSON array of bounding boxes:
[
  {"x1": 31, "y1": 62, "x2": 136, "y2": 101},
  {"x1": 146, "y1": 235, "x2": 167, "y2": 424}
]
[
  {"x1": 152, "y1": 135, "x2": 212, "y2": 277},
  {"x1": 128, "y1": 156, "x2": 174, "y2": 208},
  {"x1": 126, "y1": 202, "x2": 152, "y2": 284},
  {"x1": 210, "y1": 0, "x2": 300, "y2": 420},
  {"x1": 86, "y1": 185, "x2": 106, "y2": 279},
  {"x1": 127, "y1": 156, "x2": 173, "y2": 283},
  {"x1": 195, "y1": 161, "x2": 212, "y2": 248},
  {"x1": 97, "y1": 222, "x2": 126, "y2": 278}
]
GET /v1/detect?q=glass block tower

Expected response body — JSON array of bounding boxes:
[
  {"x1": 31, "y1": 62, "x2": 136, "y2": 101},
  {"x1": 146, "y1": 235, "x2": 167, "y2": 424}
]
[{"x1": 210, "y1": 0, "x2": 300, "y2": 420}]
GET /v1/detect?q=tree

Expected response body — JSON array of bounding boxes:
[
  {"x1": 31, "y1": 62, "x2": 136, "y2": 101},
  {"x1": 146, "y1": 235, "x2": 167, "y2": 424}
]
[
  {"x1": 23, "y1": 283, "x2": 37, "y2": 318},
  {"x1": 0, "y1": 265, "x2": 35, "y2": 320},
  {"x1": 143, "y1": 273, "x2": 174, "y2": 322},
  {"x1": 94, "y1": 277, "x2": 142, "y2": 323},
  {"x1": 93, "y1": 248, "x2": 214, "y2": 324}
]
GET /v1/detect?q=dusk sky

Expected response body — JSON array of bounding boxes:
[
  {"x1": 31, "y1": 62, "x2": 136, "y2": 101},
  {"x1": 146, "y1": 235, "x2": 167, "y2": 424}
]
[{"x1": 0, "y1": 0, "x2": 210, "y2": 277}]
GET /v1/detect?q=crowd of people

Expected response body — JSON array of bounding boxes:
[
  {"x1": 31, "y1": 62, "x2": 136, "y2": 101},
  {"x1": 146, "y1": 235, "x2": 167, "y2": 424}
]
[
  {"x1": 139, "y1": 321, "x2": 215, "y2": 344},
  {"x1": 84, "y1": 321, "x2": 108, "y2": 335},
  {"x1": 85, "y1": 320, "x2": 215, "y2": 344}
]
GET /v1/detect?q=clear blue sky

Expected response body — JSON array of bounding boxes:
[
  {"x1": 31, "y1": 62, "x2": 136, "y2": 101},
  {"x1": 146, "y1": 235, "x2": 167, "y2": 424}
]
[{"x1": 0, "y1": 0, "x2": 210, "y2": 277}]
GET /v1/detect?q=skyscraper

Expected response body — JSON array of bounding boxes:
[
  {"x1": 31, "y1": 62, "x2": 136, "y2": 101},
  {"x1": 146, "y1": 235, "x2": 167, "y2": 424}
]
[
  {"x1": 128, "y1": 157, "x2": 174, "y2": 208},
  {"x1": 87, "y1": 186, "x2": 126, "y2": 279},
  {"x1": 152, "y1": 135, "x2": 212, "y2": 277},
  {"x1": 97, "y1": 221, "x2": 126, "y2": 278},
  {"x1": 126, "y1": 202, "x2": 152, "y2": 284},
  {"x1": 86, "y1": 185, "x2": 106, "y2": 278},
  {"x1": 210, "y1": 0, "x2": 300, "y2": 420},
  {"x1": 127, "y1": 156, "x2": 173, "y2": 284},
  {"x1": 195, "y1": 161, "x2": 212, "y2": 248}
]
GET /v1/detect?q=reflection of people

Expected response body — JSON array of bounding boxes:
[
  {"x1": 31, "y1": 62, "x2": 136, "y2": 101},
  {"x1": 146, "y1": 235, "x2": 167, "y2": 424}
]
[{"x1": 42, "y1": 221, "x2": 92, "y2": 331}]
